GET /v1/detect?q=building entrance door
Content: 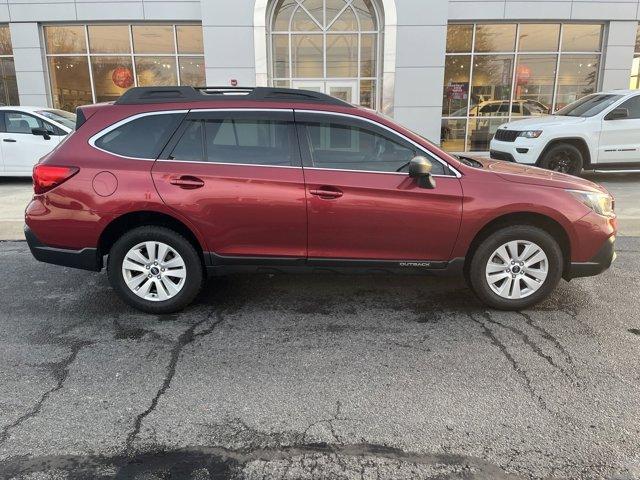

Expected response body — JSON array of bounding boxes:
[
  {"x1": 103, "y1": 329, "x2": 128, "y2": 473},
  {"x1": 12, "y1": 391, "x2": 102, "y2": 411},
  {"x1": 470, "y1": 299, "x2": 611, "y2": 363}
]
[{"x1": 292, "y1": 80, "x2": 359, "y2": 105}]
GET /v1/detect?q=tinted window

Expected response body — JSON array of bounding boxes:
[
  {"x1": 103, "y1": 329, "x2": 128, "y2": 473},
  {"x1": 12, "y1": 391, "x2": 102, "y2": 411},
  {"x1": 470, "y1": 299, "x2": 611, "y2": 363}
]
[
  {"x1": 169, "y1": 120, "x2": 204, "y2": 161},
  {"x1": 303, "y1": 121, "x2": 445, "y2": 175},
  {"x1": 556, "y1": 94, "x2": 622, "y2": 117},
  {"x1": 615, "y1": 96, "x2": 640, "y2": 119},
  {"x1": 4, "y1": 112, "x2": 43, "y2": 134},
  {"x1": 205, "y1": 119, "x2": 295, "y2": 166},
  {"x1": 95, "y1": 113, "x2": 184, "y2": 158}
]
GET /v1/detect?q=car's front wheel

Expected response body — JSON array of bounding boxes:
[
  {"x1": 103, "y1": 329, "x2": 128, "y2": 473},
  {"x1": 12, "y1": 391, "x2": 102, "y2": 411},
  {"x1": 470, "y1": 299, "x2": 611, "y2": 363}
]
[
  {"x1": 107, "y1": 226, "x2": 203, "y2": 314},
  {"x1": 539, "y1": 143, "x2": 583, "y2": 175},
  {"x1": 469, "y1": 225, "x2": 563, "y2": 310}
]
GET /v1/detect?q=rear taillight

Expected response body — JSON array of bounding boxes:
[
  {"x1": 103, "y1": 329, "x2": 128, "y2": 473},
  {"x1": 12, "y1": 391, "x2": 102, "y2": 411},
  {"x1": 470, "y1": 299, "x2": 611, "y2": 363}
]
[{"x1": 33, "y1": 165, "x2": 79, "y2": 195}]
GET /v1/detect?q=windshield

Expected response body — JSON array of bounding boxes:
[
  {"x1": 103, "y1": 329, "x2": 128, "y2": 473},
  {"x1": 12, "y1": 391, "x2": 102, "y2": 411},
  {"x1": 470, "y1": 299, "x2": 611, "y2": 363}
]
[
  {"x1": 37, "y1": 109, "x2": 76, "y2": 130},
  {"x1": 555, "y1": 94, "x2": 622, "y2": 117}
]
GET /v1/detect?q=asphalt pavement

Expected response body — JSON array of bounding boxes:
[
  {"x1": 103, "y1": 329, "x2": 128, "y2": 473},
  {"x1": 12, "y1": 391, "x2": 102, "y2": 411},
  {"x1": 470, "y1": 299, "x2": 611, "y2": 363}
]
[{"x1": 0, "y1": 238, "x2": 639, "y2": 479}]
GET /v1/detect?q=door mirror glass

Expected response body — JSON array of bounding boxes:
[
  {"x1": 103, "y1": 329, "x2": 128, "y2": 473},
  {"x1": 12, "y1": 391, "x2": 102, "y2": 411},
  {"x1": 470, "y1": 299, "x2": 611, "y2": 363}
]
[
  {"x1": 605, "y1": 107, "x2": 629, "y2": 121},
  {"x1": 408, "y1": 156, "x2": 436, "y2": 189},
  {"x1": 31, "y1": 127, "x2": 51, "y2": 140}
]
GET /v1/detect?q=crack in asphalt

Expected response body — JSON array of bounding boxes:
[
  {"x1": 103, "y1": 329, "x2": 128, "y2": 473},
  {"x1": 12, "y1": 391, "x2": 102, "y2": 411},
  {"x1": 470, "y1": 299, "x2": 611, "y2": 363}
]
[
  {"x1": 300, "y1": 401, "x2": 348, "y2": 445},
  {"x1": 516, "y1": 312, "x2": 576, "y2": 370},
  {"x1": 0, "y1": 338, "x2": 92, "y2": 446},
  {"x1": 124, "y1": 309, "x2": 225, "y2": 453}
]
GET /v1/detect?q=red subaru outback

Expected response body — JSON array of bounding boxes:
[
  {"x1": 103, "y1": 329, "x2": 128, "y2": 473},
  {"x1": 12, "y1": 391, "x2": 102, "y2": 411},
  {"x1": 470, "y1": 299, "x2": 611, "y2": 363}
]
[{"x1": 25, "y1": 87, "x2": 616, "y2": 313}]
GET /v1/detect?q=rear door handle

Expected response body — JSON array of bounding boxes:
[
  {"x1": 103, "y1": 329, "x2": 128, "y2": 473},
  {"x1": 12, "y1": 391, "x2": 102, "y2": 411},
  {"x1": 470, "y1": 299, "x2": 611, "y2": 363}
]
[
  {"x1": 309, "y1": 187, "x2": 343, "y2": 199},
  {"x1": 169, "y1": 175, "x2": 205, "y2": 189},
  {"x1": 3, "y1": 138, "x2": 16, "y2": 143}
]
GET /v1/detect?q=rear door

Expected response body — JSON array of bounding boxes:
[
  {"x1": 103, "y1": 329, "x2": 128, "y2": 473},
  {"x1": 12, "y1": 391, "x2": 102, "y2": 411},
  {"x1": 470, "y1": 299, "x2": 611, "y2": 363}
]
[
  {"x1": 0, "y1": 111, "x2": 63, "y2": 174},
  {"x1": 598, "y1": 95, "x2": 640, "y2": 165},
  {"x1": 296, "y1": 111, "x2": 463, "y2": 262},
  {"x1": 152, "y1": 109, "x2": 308, "y2": 259}
]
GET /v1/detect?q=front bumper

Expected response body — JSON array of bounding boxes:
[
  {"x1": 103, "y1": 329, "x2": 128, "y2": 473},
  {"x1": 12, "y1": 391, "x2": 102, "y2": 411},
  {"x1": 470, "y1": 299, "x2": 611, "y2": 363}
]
[
  {"x1": 564, "y1": 235, "x2": 616, "y2": 280},
  {"x1": 489, "y1": 138, "x2": 544, "y2": 165},
  {"x1": 24, "y1": 225, "x2": 102, "y2": 272}
]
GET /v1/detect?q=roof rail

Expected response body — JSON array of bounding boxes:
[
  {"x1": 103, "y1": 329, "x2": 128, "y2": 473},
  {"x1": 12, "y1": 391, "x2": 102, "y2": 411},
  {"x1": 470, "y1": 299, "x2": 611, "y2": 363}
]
[{"x1": 114, "y1": 86, "x2": 354, "y2": 107}]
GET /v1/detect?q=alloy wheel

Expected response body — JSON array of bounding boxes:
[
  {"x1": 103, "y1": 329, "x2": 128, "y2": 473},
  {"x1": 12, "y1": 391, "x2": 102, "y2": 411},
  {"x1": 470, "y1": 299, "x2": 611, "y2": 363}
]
[
  {"x1": 485, "y1": 240, "x2": 549, "y2": 300},
  {"x1": 121, "y1": 241, "x2": 187, "y2": 302}
]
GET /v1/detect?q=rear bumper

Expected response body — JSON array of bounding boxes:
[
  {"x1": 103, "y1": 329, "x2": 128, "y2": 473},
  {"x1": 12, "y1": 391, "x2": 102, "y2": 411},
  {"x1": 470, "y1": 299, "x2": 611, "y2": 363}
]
[
  {"x1": 24, "y1": 225, "x2": 102, "y2": 272},
  {"x1": 564, "y1": 235, "x2": 616, "y2": 280}
]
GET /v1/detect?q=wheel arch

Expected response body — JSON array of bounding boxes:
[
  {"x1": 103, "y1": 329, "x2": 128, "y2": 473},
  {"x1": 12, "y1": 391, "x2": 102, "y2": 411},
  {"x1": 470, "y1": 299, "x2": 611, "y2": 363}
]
[
  {"x1": 463, "y1": 212, "x2": 571, "y2": 279},
  {"x1": 536, "y1": 137, "x2": 592, "y2": 168},
  {"x1": 98, "y1": 210, "x2": 206, "y2": 264}
]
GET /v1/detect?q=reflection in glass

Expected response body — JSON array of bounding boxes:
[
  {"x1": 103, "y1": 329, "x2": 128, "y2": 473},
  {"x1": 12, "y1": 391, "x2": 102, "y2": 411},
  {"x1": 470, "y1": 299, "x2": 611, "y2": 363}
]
[
  {"x1": 442, "y1": 55, "x2": 471, "y2": 116},
  {"x1": 135, "y1": 57, "x2": 177, "y2": 86},
  {"x1": 273, "y1": 34, "x2": 290, "y2": 78},
  {"x1": 351, "y1": 0, "x2": 377, "y2": 30},
  {"x1": 475, "y1": 24, "x2": 516, "y2": 53},
  {"x1": 273, "y1": 0, "x2": 297, "y2": 31},
  {"x1": 329, "y1": 7, "x2": 357, "y2": 31},
  {"x1": 132, "y1": 25, "x2": 174, "y2": 54},
  {"x1": 361, "y1": 34, "x2": 376, "y2": 77},
  {"x1": 291, "y1": 35, "x2": 324, "y2": 77},
  {"x1": 446, "y1": 24, "x2": 472, "y2": 53},
  {"x1": 514, "y1": 55, "x2": 556, "y2": 114},
  {"x1": 178, "y1": 57, "x2": 205, "y2": 87},
  {"x1": 88, "y1": 25, "x2": 130, "y2": 53},
  {"x1": 441, "y1": 118, "x2": 466, "y2": 152},
  {"x1": 555, "y1": 55, "x2": 599, "y2": 110},
  {"x1": 470, "y1": 55, "x2": 514, "y2": 115},
  {"x1": 292, "y1": 6, "x2": 321, "y2": 31},
  {"x1": 631, "y1": 55, "x2": 640, "y2": 90},
  {"x1": 91, "y1": 56, "x2": 134, "y2": 102},
  {"x1": 326, "y1": 34, "x2": 358, "y2": 77},
  {"x1": 325, "y1": 0, "x2": 345, "y2": 26},
  {"x1": 48, "y1": 56, "x2": 92, "y2": 111},
  {"x1": 467, "y1": 117, "x2": 508, "y2": 151},
  {"x1": 0, "y1": 58, "x2": 18, "y2": 106},
  {"x1": 518, "y1": 24, "x2": 560, "y2": 52},
  {"x1": 562, "y1": 24, "x2": 602, "y2": 52},
  {"x1": 360, "y1": 80, "x2": 375, "y2": 109},
  {"x1": 0, "y1": 26, "x2": 12, "y2": 56},
  {"x1": 44, "y1": 26, "x2": 87, "y2": 54},
  {"x1": 176, "y1": 25, "x2": 203, "y2": 54}
]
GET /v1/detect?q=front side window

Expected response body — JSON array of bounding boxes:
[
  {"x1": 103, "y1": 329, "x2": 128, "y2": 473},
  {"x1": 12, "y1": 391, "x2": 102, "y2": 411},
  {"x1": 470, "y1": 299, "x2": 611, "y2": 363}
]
[
  {"x1": 4, "y1": 112, "x2": 43, "y2": 133},
  {"x1": 613, "y1": 95, "x2": 640, "y2": 120},
  {"x1": 302, "y1": 120, "x2": 445, "y2": 175},
  {"x1": 556, "y1": 94, "x2": 622, "y2": 117},
  {"x1": 94, "y1": 113, "x2": 184, "y2": 158}
]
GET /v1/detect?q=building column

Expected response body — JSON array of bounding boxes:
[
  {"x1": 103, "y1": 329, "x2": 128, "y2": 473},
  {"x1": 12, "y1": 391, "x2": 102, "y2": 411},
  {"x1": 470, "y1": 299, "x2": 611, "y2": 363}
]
[
  {"x1": 201, "y1": 0, "x2": 257, "y2": 87},
  {"x1": 9, "y1": 23, "x2": 49, "y2": 107},
  {"x1": 391, "y1": 0, "x2": 449, "y2": 143},
  {"x1": 601, "y1": 21, "x2": 637, "y2": 91}
]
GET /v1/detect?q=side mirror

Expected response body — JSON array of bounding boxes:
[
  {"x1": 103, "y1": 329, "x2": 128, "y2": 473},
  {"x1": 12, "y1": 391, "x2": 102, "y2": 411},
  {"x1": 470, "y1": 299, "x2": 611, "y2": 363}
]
[
  {"x1": 605, "y1": 107, "x2": 629, "y2": 121},
  {"x1": 32, "y1": 127, "x2": 52, "y2": 140},
  {"x1": 408, "y1": 156, "x2": 436, "y2": 189}
]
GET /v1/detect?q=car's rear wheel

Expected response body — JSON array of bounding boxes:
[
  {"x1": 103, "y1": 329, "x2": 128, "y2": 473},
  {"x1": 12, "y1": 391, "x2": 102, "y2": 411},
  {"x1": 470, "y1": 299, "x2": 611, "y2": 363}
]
[
  {"x1": 108, "y1": 226, "x2": 203, "y2": 314},
  {"x1": 539, "y1": 143, "x2": 583, "y2": 175},
  {"x1": 469, "y1": 225, "x2": 563, "y2": 310}
]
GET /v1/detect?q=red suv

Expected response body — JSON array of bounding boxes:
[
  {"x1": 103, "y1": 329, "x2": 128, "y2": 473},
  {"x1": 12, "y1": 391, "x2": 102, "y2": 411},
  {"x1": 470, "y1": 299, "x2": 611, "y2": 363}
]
[{"x1": 25, "y1": 87, "x2": 616, "y2": 313}]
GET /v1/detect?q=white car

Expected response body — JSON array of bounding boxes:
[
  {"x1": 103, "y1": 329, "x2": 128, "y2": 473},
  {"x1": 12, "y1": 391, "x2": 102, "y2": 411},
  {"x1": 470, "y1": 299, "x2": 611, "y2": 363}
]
[
  {"x1": 489, "y1": 90, "x2": 640, "y2": 175},
  {"x1": 0, "y1": 106, "x2": 75, "y2": 176}
]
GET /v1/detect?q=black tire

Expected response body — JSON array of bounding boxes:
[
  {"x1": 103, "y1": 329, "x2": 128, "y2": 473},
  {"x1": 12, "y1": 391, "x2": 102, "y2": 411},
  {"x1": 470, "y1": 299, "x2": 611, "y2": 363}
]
[
  {"x1": 469, "y1": 225, "x2": 563, "y2": 311},
  {"x1": 538, "y1": 143, "x2": 583, "y2": 175},
  {"x1": 107, "y1": 226, "x2": 203, "y2": 314}
]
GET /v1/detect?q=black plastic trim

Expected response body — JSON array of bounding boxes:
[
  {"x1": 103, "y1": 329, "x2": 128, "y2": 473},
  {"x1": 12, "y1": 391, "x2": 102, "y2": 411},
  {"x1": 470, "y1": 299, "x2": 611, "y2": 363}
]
[
  {"x1": 24, "y1": 226, "x2": 102, "y2": 272},
  {"x1": 564, "y1": 235, "x2": 616, "y2": 280},
  {"x1": 489, "y1": 150, "x2": 515, "y2": 162},
  {"x1": 590, "y1": 161, "x2": 640, "y2": 170}
]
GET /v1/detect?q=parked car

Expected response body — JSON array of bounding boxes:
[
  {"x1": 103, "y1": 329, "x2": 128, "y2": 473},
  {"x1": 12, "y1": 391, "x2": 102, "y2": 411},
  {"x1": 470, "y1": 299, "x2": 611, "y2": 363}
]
[
  {"x1": 490, "y1": 90, "x2": 640, "y2": 175},
  {"x1": 25, "y1": 86, "x2": 616, "y2": 313},
  {"x1": 0, "y1": 106, "x2": 75, "y2": 176}
]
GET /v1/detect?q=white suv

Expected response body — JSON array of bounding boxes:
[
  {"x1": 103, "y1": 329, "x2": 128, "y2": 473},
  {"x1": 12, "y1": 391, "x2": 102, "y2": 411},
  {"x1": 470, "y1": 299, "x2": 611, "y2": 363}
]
[{"x1": 489, "y1": 90, "x2": 640, "y2": 175}]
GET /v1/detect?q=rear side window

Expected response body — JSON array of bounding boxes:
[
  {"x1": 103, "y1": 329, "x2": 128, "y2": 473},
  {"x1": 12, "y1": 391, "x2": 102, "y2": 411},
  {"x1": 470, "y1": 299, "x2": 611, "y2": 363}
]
[
  {"x1": 4, "y1": 112, "x2": 44, "y2": 134},
  {"x1": 95, "y1": 113, "x2": 184, "y2": 158}
]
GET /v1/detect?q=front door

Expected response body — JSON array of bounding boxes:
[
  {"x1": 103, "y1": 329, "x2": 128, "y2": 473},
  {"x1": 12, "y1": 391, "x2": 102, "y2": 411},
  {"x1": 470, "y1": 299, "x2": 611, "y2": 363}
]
[
  {"x1": 152, "y1": 109, "x2": 308, "y2": 259},
  {"x1": 292, "y1": 80, "x2": 359, "y2": 106},
  {"x1": 598, "y1": 95, "x2": 640, "y2": 165},
  {"x1": 0, "y1": 111, "x2": 62, "y2": 174},
  {"x1": 296, "y1": 111, "x2": 463, "y2": 261}
]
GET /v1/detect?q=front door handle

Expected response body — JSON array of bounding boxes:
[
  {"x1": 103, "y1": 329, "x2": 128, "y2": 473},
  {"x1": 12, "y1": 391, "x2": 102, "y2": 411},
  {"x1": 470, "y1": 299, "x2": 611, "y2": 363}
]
[
  {"x1": 3, "y1": 138, "x2": 16, "y2": 143},
  {"x1": 309, "y1": 186, "x2": 343, "y2": 199},
  {"x1": 169, "y1": 175, "x2": 205, "y2": 189}
]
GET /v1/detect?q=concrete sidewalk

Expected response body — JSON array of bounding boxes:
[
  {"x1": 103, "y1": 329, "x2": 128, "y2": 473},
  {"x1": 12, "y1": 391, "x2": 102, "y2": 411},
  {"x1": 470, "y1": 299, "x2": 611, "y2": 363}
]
[{"x1": 0, "y1": 178, "x2": 31, "y2": 241}]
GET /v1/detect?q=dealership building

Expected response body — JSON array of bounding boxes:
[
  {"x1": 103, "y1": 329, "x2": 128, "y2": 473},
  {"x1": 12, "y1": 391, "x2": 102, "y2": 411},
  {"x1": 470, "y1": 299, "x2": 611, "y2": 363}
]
[{"x1": 0, "y1": 0, "x2": 639, "y2": 152}]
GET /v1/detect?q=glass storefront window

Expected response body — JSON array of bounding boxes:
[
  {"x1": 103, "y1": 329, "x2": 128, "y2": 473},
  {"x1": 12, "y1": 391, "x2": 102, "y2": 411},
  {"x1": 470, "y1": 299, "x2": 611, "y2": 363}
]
[
  {"x1": 442, "y1": 22, "x2": 602, "y2": 152},
  {"x1": 45, "y1": 24, "x2": 205, "y2": 111},
  {"x1": 0, "y1": 26, "x2": 18, "y2": 106},
  {"x1": 631, "y1": 26, "x2": 640, "y2": 90},
  {"x1": 270, "y1": 0, "x2": 381, "y2": 109}
]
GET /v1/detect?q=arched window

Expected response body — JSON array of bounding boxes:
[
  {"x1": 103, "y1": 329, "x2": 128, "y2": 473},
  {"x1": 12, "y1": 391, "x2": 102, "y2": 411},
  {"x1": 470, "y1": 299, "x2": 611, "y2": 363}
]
[{"x1": 268, "y1": 0, "x2": 382, "y2": 109}]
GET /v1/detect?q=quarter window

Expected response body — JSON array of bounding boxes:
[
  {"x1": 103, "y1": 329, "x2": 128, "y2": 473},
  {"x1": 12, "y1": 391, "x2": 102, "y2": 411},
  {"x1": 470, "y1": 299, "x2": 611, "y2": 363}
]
[
  {"x1": 94, "y1": 113, "x2": 184, "y2": 158},
  {"x1": 302, "y1": 121, "x2": 445, "y2": 175}
]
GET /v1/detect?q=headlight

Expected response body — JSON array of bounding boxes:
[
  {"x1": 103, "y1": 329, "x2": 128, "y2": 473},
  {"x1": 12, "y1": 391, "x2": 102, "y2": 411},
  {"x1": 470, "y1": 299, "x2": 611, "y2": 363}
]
[
  {"x1": 519, "y1": 130, "x2": 543, "y2": 138},
  {"x1": 567, "y1": 190, "x2": 615, "y2": 217}
]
